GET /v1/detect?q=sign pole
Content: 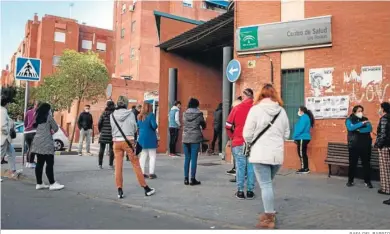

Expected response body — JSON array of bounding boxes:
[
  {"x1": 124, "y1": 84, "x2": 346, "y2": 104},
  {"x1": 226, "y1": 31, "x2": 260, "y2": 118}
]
[{"x1": 21, "y1": 81, "x2": 30, "y2": 166}]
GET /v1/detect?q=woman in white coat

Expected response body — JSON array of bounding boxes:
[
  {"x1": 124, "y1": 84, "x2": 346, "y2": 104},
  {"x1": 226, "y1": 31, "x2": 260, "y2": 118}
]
[{"x1": 243, "y1": 84, "x2": 290, "y2": 229}]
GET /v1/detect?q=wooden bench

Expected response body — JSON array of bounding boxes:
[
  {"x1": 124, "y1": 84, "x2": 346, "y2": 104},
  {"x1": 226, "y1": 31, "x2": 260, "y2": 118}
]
[{"x1": 325, "y1": 142, "x2": 380, "y2": 177}]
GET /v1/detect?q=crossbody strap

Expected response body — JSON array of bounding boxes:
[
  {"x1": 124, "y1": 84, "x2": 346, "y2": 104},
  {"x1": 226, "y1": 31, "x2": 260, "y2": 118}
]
[
  {"x1": 111, "y1": 114, "x2": 135, "y2": 151},
  {"x1": 250, "y1": 111, "x2": 281, "y2": 147}
]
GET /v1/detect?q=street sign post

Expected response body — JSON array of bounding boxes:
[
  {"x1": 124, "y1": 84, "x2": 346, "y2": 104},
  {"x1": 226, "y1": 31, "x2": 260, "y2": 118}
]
[
  {"x1": 15, "y1": 57, "x2": 41, "y2": 166},
  {"x1": 226, "y1": 59, "x2": 241, "y2": 83},
  {"x1": 106, "y1": 84, "x2": 112, "y2": 100}
]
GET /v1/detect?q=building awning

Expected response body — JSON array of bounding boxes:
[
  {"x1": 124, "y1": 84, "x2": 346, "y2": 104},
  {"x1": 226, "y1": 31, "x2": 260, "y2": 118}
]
[
  {"x1": 157, "y1": 10, "x2": 234, "y2": 54},
  {"x1": 205, "y1": 0, "x2": 229, "y2": 8},
  {"x1": 154, "y1": 10, "x2": 203, "y2": 41}
]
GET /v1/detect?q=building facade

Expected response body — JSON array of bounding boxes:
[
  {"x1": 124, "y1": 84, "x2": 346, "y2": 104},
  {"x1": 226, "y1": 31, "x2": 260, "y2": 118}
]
[
  {"x1": 112, "y1": 0, "x2": 225, "y2": 83},
  {"x1": 156, "y1": 1, "x2": 390, "y2": 173}
]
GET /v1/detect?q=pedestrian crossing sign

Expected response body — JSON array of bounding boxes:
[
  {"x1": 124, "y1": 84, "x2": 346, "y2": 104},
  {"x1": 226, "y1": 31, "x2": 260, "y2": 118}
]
[{"x1": 15, "y1": 57, "x2": 41, "y2": 82}]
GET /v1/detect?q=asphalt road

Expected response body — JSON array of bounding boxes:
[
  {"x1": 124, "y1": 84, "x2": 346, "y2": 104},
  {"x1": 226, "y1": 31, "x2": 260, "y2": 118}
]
[{"x1": 1, "y1": 180, "x2": 214, "y2": 229}]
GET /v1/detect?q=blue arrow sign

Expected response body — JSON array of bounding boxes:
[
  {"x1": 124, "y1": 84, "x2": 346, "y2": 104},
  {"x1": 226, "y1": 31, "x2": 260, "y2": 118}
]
[
  {"x1": 15, "y1": 57, "x2": 41, "y2": 82},
  {"x1": 226, "y1": 59, "x2": 241, "y2": 83}
]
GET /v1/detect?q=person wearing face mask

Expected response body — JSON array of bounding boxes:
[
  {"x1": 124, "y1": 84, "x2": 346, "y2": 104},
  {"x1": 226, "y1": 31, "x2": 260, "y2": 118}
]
[
  {"x1": 77, "y1": 105, "x2": 94, "y2": 156},
  {"x1": 345, "y1": 105, "x2": 373, "y2": 188},
  {"x1": 293, "y1": 106, "x2": 315, "y2": 174},
  {"x1": 374, "y1": 102, "x2": 390, "y2": 202}
]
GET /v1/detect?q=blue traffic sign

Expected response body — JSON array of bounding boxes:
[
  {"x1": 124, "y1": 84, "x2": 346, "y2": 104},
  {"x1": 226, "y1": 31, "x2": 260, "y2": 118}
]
[
  {"x1": 15, "y1": 57, "x2": 41, "y2": 82},
  {"x1": 226, "y1": 59, "x2": 241, "y2": 83}
]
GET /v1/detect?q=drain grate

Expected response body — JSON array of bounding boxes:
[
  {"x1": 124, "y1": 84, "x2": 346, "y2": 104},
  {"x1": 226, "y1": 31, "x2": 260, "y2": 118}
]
[{"x1": 198, "y1": 162, "x2": 221, "y2": 167}]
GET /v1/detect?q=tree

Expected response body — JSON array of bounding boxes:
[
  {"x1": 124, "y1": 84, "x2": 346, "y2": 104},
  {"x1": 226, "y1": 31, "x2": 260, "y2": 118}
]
[
  {"x1": 55, "y1": 50, "x2": 109, "y2": 151},
  {"x1": 33, "y1": 74, "x2": 73, "y2": 112}
]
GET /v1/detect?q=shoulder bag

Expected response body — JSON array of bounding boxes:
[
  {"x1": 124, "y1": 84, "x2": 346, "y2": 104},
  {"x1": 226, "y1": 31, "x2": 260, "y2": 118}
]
[
  {"x1": 111, "y1": 114, "x2": 143, "y2": 156},
  {"x1": 243, "y1": 111, "x2": 281, "y2": 157}
]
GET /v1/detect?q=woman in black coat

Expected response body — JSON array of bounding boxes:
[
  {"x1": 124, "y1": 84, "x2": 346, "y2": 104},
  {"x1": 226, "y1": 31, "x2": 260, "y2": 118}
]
[{"x1": 98, "y1": 101, "x2": 115, "y2": 169}]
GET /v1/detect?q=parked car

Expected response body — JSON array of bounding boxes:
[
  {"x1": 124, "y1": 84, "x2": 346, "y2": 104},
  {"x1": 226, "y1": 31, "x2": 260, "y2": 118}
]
[{"x1": 13, "y1": 122, "x2": 70, "y2": 151}]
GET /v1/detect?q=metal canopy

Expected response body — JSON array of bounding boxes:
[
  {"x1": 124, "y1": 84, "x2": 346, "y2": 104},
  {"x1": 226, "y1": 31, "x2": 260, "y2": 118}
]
[{"x1": 157, "y1": 10, "x2": 234, "y2": 54}]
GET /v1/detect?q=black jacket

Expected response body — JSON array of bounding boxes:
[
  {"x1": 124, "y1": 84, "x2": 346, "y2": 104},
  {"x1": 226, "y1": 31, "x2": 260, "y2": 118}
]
[
  {"x1": 78, "y1": 112, "x2": 93, "y2": 130},
  {"x1": 213, "y1": 108, "x2": 222, "y2": 131},
  {"x1": 132, "y1": 108, "x2": 140, "y2": 121},
  {"x1": 98, "y1": 111, "x2": 113, "y2": 144},
  {"x1": 346, "y1": 115, "x2": 372, "y2": 148},
  {"x1": 375, "y1": 113, "x2": 390, "y2": 149}
]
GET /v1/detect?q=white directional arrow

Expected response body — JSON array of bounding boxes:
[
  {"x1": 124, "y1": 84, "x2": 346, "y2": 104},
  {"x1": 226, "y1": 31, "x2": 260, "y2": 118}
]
[{"x1": 229, "y1": 67, "x2": 238, "y2": 75}]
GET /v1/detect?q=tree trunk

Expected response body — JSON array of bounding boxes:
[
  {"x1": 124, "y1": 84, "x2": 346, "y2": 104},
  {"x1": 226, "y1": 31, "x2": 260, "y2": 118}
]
[{"x1": 68, "y1": 99, "x2": 81, "y2": 152}]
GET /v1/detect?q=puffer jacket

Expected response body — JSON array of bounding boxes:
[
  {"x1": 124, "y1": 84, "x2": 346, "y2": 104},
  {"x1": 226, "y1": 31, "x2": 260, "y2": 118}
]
[
  {"x1": 98, "y1": 110, "x2": 113, "y2": 144},
  {"x1": 375, "y1": 113, "x2": 390, "y2": 149},
  {"x1": 182, "y1": 108, "x2": 206, "y2": 144},
  {"x1": 243, "y1": 98, "x2": 290, "y2": 165}
]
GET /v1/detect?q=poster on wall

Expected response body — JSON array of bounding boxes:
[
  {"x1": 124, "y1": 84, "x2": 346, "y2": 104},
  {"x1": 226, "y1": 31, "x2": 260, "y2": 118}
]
[
  {"x1": 306, "y1": 95, "x2": 350, "y2": 119},
  {"x1": 309, "y1": 67, "x2": 334, "y2": 97}
]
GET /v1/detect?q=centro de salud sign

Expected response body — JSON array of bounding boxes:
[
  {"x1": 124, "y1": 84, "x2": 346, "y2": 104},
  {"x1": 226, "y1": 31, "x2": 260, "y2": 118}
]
[{"x1": 236, "y1": 16, "x2": 332, "y2": 53}]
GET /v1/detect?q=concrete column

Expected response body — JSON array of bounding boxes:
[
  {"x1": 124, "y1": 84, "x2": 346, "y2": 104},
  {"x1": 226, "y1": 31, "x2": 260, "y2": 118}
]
[
  {"x1": 222, "y1": 47, "x2": 233, "y2": 158},
  {"x1": 167, "y1": 68, "x2": 177, "y2": 154}
]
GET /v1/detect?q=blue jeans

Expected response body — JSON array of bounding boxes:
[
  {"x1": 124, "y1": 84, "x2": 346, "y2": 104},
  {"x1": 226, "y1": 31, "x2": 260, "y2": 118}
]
[
  {"x1": 253, "y1": 163, "x2": 281, "y2": 213},
  {"x1": 232, "y1": 145, "x2": 255, "y2": 192},
  {"x1": 183, "y1": 143, "x2": 200, "y2": 179}
]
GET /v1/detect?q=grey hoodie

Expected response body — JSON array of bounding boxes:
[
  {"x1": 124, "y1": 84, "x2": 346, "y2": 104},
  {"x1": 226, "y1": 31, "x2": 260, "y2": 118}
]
[
  {"x1": 182, "y1": 108, "x2": 206, "y2": 144},
  {"x1": 110, "y1": 108, "x2": 137, "y2": 141}
]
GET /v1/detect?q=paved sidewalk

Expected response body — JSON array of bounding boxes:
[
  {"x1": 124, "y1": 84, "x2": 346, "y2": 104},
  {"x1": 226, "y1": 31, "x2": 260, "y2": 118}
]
[{"x1": 2, "y1": 154, "x2": 390, "y2": 229}]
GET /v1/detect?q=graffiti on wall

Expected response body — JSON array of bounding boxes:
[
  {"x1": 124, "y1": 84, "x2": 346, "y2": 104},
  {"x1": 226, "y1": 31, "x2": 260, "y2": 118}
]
[
  {"x1": 309, "y1": 67, "x2": 334, "y2": 97},
  {"x1": 343, "y1": 65, "x2": 389, "y2": 104}
]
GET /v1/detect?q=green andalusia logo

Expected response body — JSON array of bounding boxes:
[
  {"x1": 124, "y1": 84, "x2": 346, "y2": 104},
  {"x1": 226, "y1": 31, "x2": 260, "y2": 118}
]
[{"x1": 239, "y1": 26, "x2": 258, "y2": 50}]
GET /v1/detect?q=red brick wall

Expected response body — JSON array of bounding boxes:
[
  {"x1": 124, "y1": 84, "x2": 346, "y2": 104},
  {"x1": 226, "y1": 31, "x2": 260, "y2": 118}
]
[
  {"x1": 301, "y1": 1, "x2": 390, "y2": 172},
  {"x1": 158, "y1": 50, "x2": 222, "y2": 154}
]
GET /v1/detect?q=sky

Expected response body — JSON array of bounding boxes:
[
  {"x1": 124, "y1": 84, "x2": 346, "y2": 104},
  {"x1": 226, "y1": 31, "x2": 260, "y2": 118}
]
[{"x1": 0, "y1": 0, "x2": 114, "y2": 70}]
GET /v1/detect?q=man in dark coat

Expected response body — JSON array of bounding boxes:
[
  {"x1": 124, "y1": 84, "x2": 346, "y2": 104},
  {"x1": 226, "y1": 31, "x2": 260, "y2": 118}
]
[
  {"x1": 211, "y1": 103, "x2": 223, "y2": 154},
  {"x1": 78, "y1": 105, "x2": 93, "y2": 156},
  {"x1": 97, "y1": 101, "x2": 115, "y2": 169}
]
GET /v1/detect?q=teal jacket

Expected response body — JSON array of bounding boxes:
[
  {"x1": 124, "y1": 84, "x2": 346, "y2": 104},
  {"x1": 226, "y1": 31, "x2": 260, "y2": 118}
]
[{"x1": 293, "y1": 114, "x2": 312, "y2": 140}]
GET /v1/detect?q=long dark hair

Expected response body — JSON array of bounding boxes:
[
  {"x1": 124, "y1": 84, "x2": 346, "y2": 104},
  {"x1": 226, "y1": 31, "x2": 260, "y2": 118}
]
[
  {"x1": 105, "y1": 101, "x2": 115, "y2": 113},
  {"x1": 33, "y1": 103, "x2": 51, "y2": 128},
  {"x1": 188, "y1": 98, "x2": 200, "y2": 109},
  {"x1": 300, "y1": 106, "x2": 315, "y2": 128}
]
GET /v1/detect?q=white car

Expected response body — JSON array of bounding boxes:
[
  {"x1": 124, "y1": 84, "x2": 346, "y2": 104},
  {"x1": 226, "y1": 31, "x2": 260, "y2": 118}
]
[{"x1": 13, "y1": 122, "x2": 70, "y2": 151}]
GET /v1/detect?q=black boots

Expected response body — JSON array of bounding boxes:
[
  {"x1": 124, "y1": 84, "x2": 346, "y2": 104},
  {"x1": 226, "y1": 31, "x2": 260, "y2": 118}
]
[
  {"x1": 184, "y1": 177, "x2": 201, "y2": 186},
  {"x1": 118, "y1": 188, "x2": 124, "y2": 199}
]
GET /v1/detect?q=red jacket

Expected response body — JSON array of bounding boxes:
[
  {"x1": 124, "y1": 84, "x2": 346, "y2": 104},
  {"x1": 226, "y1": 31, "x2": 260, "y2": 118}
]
[{"x1": 225, "y1": 98, "x2": 253, "y2": 147}]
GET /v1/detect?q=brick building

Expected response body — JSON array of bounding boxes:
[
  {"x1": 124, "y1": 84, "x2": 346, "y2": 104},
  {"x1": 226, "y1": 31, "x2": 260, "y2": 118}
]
[
  {"x1": 112, "y1": 0, "x2": 226, "y2": 83},
  {"x1": 156, "y1": 1, "x2": 390, "y2": 173}
]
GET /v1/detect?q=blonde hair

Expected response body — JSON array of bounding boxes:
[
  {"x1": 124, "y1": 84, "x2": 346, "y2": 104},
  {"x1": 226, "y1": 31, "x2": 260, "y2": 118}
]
[{"x1": 138, "y1": 102, "x2": 153, "y2": 121}]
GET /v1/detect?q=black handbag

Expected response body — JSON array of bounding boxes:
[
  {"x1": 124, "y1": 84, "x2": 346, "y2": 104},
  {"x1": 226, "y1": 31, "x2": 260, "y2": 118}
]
[
  {"x1": 111, "y1": 114, "x2": 142, "y2": 156},
  {"x1": 10, "y1": 127, "x2": 16, "y2": 139},
  {"x1": 243, "y1": 111, "x2": 281, "y2": 157}
]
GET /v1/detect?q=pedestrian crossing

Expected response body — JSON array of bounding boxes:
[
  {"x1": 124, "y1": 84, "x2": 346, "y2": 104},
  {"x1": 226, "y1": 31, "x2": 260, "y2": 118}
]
[{"x1": 71, "y1": 142, "x2": 101, "y2": 156}]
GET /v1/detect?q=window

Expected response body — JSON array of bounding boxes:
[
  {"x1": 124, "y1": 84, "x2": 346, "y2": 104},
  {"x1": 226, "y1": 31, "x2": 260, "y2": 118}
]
[
  {"x1": 119, "y1": 53, "x2": 124, "y2": 64},
  {"x1": 97, "y1": 42, "x2": 106, "y2": 52},
  {"x1": 183, "y1": 0, "x2": 193, "y2": 7},
  {"x1": 281, "y1": 69, "x2": 305, "y2": 139},
  {"x1": 81, "y1": 40, "x2": 92, "y2": 50},
  {"x1": 130, "y1": 48, "x2": 135, "y2": 59},
  {"x1": 54, "y1": 31, "x2": 66, "y2": 43},
  {"x1": 121, "y1": 28, "x2": 125, "y2": 39},
  {"x1": 131, "y1": 21, "x2": 136, "y2": 33},
  {"x1": 52, "y1": 56, "x2": 61, "y2": 66},
  {"x1": 201, "y1": 2, "x2": 207, "y2": 9},
  {"x1": 122, "y1": 4, "x2": 126, "y2": 14}
]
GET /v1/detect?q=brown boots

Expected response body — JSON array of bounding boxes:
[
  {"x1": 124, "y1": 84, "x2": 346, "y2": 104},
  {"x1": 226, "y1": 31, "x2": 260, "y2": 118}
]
[{"x1": 256, "y1": 213, "x2": 276, "y2": 229}]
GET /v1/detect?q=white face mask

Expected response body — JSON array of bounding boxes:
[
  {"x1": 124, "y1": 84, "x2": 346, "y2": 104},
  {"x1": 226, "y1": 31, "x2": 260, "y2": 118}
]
[
  {"x1": 355, "y1": 112, "x2": 363, "y2": 119},
  {"x1": 298, "y1": 111, "x2": 303, "y2": 117},
  {"x1": 85, "y1": 109, "x2": 90, "y2": 113}
]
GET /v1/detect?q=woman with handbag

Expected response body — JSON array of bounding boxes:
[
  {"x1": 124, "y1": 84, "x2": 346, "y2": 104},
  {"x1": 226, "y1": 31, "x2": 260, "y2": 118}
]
[
  {"x1": 137, "y1": 102, "x2": 159, "y2": 179},
  {"x1": 243, "y1": 84, "x2": 290, "y2": 229},
  {"x1": 110, "y1": 96, "x2": 155, "y2": 199}
]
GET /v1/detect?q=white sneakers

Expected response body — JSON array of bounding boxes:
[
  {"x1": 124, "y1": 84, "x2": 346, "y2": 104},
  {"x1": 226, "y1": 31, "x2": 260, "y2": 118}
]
[
  {"x1": 25, "y1": 163, "x2": 36, "y2": 168},
  {"x1": 36, "y1": 183, "x2": 50, "y2": 190},
  {"x1": 49, "y1": 182, "x2": 65, "y2": 191},
  {"x1": 36, "y1": 182, "x2": 64, "y2": 191}
]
